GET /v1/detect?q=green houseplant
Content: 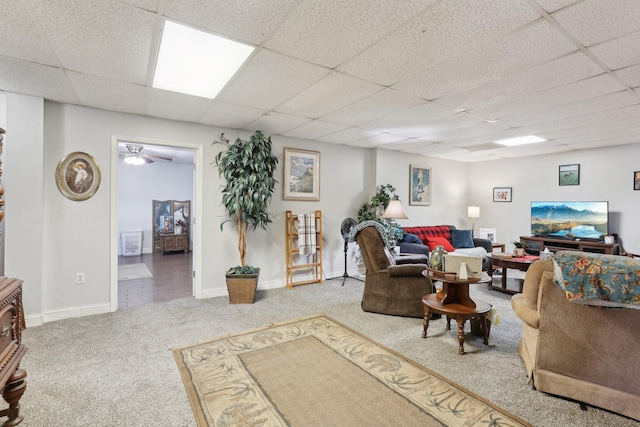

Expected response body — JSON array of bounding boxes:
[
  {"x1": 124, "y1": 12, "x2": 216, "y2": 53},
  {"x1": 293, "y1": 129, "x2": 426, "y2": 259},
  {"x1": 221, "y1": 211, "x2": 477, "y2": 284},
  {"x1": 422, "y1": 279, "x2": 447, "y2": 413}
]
[
  {"x1": 213, "y1": 130, "x2": 279, "y2": 303},
  {"x1": 356, "y1": 184, "x2": 403, "y2": 248}
]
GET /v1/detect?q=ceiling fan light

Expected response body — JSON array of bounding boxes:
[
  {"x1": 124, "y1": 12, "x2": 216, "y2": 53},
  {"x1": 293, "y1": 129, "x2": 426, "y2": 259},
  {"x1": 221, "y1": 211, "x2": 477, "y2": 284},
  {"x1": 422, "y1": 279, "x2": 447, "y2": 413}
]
[{"x1": 124, "y1": 156, "x2": 146, "y2": 166}]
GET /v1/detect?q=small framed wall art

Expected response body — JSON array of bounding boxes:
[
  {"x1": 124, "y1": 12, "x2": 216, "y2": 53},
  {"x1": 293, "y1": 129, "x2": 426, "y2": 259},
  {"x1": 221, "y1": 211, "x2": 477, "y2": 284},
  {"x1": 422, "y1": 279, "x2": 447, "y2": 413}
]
[
  {"x1": 283, "y1": 148, "x2": 320, "y2": 201},
  {"x1": 559, "y1": 164, "x2": 580, "y2": 186},
  {"x1": 634, "y1": 171, "x2": 640, "y2": 190},
  {"x1": 493, "y1": 187, "x2": 512, "y2": 202},
  {"x1": 409, "y1": 164, "x2": 431, "y2": 205},
  {"x1": 55, "y1": 151, "x2": 102, "y2": 201}
]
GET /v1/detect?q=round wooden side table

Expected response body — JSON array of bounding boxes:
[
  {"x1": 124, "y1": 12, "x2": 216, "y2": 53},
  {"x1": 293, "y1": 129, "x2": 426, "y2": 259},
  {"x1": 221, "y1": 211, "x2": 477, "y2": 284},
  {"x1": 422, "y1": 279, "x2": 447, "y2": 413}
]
[{"x1": 422, "y1": 268, "x2": 492, "y2": 355}]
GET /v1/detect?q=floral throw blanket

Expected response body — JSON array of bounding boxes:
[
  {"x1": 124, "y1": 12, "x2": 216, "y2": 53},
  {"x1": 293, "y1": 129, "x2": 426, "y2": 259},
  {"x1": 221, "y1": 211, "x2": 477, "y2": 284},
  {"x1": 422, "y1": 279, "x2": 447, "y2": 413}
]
[{"x1": 552, "y1": 251, "x2": 640, "y2": 309}]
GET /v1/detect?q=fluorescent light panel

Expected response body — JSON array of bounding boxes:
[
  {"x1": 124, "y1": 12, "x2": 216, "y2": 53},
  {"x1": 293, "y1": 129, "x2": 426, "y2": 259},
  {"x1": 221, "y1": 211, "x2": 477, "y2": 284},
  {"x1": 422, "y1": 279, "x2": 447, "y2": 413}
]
[
  {"x1": 495, "y1": 135, "x2": 546, "y2": 146},
  {"x1": 153, "y1": 21, "x2": 254, "y2": 99}
]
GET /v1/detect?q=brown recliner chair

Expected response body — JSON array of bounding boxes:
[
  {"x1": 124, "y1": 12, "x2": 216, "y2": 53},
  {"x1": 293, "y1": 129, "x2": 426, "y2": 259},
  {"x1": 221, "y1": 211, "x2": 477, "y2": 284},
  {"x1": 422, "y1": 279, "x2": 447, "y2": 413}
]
[
  {"x1": 511, "y1": 259, "x2": 640, "y2": 421},
  {"x1": 355, "y1": 225, "x2": 433, "y2": 318}
]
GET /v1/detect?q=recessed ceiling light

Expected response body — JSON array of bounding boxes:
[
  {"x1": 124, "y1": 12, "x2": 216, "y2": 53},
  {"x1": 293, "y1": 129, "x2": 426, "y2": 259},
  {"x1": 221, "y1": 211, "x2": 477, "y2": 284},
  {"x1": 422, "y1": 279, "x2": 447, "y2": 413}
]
[
  {"x1": 152, "y1": 21, "x2": 254, "y2": 99},
  {"x1": 495, "y1": 135, "x2": 546, "y2": 146}
]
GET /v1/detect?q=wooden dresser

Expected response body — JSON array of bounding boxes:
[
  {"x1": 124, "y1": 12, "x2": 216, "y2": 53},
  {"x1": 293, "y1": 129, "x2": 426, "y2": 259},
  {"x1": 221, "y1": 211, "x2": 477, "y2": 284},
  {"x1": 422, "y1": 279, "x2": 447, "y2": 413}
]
[
  {"x1": 0, "y1": 277, "x2": 27, "y2": 426},
  {"x1": 159, "y1": 233, "x2": 189, "y2": 255}
]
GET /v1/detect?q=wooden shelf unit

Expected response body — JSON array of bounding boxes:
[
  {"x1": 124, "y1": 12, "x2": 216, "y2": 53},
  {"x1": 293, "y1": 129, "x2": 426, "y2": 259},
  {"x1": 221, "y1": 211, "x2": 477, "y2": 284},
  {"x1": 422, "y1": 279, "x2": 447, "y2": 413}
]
[
  {"x1": 286, "y1": 210, "x2": 323, "y2": 288},
  {"x1": 520, "y1": 235, "x2": 619, "y2": 255}
]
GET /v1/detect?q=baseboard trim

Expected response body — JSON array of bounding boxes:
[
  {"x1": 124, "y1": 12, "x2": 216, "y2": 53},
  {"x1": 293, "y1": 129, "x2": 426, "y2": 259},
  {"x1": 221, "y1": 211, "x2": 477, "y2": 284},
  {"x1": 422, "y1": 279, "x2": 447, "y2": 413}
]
[{"x1": 41, "y1": 302, "x2": 112, "y2": 324}]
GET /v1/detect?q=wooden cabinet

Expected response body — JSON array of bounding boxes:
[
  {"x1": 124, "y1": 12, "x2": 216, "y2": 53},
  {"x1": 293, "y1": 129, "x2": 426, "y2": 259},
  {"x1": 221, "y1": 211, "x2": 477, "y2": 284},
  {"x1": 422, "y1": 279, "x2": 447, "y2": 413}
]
[
  {"x1": 159, "y1": 233, "x2": 189, "y2": 255},
  {"x1": 520, "y1": 235, "x2": 618, "y2": 255},
  {"x1": 0, "y1": 277, "x2": 27, "y2": 426}
]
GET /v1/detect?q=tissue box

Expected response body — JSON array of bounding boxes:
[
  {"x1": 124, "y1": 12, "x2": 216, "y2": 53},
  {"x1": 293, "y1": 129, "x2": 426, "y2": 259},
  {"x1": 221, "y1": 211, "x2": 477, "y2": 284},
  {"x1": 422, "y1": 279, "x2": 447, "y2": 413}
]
[{"x1": 540, "y1": 250, "x2": 552, "y2": 260}]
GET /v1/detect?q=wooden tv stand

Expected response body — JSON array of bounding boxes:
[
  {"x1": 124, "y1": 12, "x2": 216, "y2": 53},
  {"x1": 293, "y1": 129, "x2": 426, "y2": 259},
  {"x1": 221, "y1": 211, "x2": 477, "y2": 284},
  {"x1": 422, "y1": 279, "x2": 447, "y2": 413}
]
[{"x1": 520, "y1": 235, "x2": 618, "y2": 255}]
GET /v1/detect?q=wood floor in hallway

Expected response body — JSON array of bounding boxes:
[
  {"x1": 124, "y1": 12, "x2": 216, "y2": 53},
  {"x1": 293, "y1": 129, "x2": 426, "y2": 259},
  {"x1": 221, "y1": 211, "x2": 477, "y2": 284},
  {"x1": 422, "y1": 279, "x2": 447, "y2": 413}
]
[{"x1": 118, "y1": 252, "x2": 192, "y2": 309}]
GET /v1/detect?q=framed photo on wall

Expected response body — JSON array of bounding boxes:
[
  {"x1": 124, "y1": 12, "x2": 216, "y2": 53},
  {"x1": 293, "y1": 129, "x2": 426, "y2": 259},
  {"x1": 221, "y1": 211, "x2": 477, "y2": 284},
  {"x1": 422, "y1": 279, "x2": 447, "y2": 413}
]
[
  {"x1": 634, "y1": 171, "x2": 640, "y2": 190},
  {"x1": 409, "y1": 165, "x2": 431, "y2": 205},
  {"x1": 559, "y1": 164, "x2": 580, "y2": 186},
  {"x1": 493, "y1": 187, "x2": 512, "y2": 202},
  {"x1": 55, "y1": 151, "x2": 102, "y2": 201},
  {"x1": 283, "y1": 148, "x2": 320, "y2": 201}
]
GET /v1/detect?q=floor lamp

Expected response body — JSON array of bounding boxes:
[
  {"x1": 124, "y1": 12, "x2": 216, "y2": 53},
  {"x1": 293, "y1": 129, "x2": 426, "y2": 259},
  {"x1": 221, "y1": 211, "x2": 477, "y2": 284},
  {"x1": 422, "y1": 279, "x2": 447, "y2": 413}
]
[{"x1": 468, "y1": 206, "x2": 480, "y2": 237}]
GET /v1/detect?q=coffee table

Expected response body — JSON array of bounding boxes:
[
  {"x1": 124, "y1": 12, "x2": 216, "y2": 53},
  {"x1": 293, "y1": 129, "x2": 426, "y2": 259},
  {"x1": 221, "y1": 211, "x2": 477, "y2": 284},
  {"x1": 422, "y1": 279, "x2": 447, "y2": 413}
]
[
  {"x1": 486, "y1": 253, "x2": 539, "y2": 294},
  {"x1": 421, "y1": 268, "x2": 491, "y2": 355}
]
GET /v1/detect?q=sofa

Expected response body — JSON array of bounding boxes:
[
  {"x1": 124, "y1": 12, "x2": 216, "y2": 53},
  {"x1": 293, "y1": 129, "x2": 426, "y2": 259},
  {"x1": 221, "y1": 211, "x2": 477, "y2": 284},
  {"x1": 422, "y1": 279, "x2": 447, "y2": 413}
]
[
  {"x1": 399, "y1": 225, "x2": 492, "y2": 268},
  {"x1": 511, "y1": 258, "x2": 640, "y2": 421}
]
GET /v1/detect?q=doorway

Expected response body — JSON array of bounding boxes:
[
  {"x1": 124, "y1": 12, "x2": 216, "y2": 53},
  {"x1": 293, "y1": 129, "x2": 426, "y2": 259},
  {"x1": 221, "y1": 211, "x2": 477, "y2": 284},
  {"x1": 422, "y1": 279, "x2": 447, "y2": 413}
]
[{"x1": 110, "y1": 135, "x2": 203, "y2": 311}]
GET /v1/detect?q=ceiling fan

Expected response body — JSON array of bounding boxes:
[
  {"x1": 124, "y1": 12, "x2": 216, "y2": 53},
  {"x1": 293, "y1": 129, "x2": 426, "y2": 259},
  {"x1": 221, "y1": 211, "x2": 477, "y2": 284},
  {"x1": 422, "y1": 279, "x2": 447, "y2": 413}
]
[{"x1": 123, "y1": 144, "x2": 173, "y2": 165}]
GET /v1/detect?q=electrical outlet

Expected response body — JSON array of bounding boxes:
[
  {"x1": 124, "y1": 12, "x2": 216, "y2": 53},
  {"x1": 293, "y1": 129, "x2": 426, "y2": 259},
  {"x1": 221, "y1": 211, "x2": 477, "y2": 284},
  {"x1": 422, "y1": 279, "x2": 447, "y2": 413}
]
[{"x1": 76, "y1": 273, "x2": 85, "y2": 284}]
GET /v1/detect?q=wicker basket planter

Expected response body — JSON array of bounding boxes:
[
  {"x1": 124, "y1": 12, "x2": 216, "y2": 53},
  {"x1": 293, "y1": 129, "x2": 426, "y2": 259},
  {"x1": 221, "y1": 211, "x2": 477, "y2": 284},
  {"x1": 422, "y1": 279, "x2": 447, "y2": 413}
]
[{"x1": 225, "y1": 270, "x2": 259, "y2": 304}]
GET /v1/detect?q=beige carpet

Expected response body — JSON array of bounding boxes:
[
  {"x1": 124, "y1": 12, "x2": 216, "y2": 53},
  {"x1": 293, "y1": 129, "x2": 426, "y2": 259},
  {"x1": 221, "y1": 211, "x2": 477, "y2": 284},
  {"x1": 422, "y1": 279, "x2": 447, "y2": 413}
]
[
  {"x1": 172, "y1": 314, "x2": 532, "y2": 427},
  {"x1": 118, "y1": 263, "x2": 153, "y2": 281}
]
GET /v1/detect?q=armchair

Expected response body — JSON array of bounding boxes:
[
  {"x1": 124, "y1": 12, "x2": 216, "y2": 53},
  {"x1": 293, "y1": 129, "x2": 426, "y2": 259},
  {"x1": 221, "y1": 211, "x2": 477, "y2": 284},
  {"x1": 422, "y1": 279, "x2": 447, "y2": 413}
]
[{"x1": 355, "y1": 225, "x2": 433, "y2": 318}]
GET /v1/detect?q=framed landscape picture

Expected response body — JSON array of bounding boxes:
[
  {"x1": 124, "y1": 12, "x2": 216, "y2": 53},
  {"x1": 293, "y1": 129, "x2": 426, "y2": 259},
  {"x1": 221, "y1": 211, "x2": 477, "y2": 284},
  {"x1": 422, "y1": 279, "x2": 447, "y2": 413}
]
[
  {"x1": 55, "y1": 151, "x2": 102, "y2": 201},
  {"x1": 559, "y1": 164, "x2": 580, "y2": 186},
  {"x1": 634, "y1": 171, "x2": 640, "y2": 190},
  {"x1": 283, "y1": 148, "x2": 320, "y2": 201},
  {"x1": 493, "y1": 187, "x2": 512, "y2": 202},
  {"x1": 409, "y1": 165, "x2": 431, "y2": 205}
]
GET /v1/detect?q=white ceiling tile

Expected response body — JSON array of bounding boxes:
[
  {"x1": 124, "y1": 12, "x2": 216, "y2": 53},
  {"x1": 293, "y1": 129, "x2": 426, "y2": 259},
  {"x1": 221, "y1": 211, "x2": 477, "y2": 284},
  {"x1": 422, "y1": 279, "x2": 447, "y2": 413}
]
[
  {"x1": 67, "y1": 71, "x2": 147, "y2": 114},
  {"x1": 552, "y1": 124, "x2": 640, "y2": 145},
  {"x1": 245, "y1": 112, "x2": 312, "y2": 135},
  {"x1": 394, "y1": 20, "x2": 577, "y2": 100},
  {"x1": 496, "y1": 143, "x2": 572, "y2": 158},
  {"x1": 435, "y1": 52, "x2": 602, "y2": 111},
  {"x1": 471, "y1": 74, "x2": 624, "y2": 120},
  {"x1": 275, "y1": 72, "x2": 382, "y2": 118},
  {"x1": 388, "y1": 114, "x2": 485, "y2": 139},
  {"x1": 265, "y1": 0, "x2": 439, "y2": 68},
  {"x1": 615, "y1": 64, "x2": 640, "y2": 88},
  {"x1": 563, "y1": 135, "x2": 640, "y2": 150},
  {"x1": 120, "y1": 0, "x2": 159, "y2": 12},
  {"x1": 500, "y1": 91, "x2": 640, "y2": 127},
  {"x1": 339, "y1": 0, "x2": 541, "y2": 86},
  {"x1": 199, "y1": 101, "x2": 266, "y2": 129},
  {"x1": 382, "y1": 139, "x2": 437, "y2": 152},
  {"x1": 359, "y1": 102, "x2": 455, "y2": 132},
  {"x1": 0, "y1": 0, "x2": 59, "y2": 65},
  {"x1": 0, "y1": 57, "x2": 79, "y2": 104},
  {"x1": 540, "y1": 116, "x2": 640, "y2": 141},
  {"x1": 552, "y1": 0, "x2": 640, "y2": 46},
  {"x1": 29, "y1": 0, "x2": 155, "y2": 84},
  {"x1": 281, "y1": 121, "x2": 348, "y2": 139},
  {"x1": 533, "y1": 0, "x2": 579, "y2": 13},
  {"x1": 320, "y1": 89, "x2": 425, "y2": 126},
  {"x1": 163, "y1": 0, "x2": 297, "y2": 45},
  {"x1": 145, "y1": 88, "x2": 213, "y2": 122},
  {"x1": 217, "y1": 49, "x2": 330, "y2": 110},
  {"x1": 588, "y1": 31, "x2": 640, "y2": 70},
  {"x1": 346, "y1": 133, "x2": 409, "y2": 148},
  {"x1": 316, "y1": 127, "x2": 378, "y2": 144}
]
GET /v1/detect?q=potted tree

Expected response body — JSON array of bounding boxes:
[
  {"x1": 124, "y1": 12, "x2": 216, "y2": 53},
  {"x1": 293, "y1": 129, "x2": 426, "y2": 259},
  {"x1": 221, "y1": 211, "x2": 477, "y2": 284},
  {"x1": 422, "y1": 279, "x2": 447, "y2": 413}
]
[{"x1": 213, "y1": 130, "x2": 279, "y2": 303}]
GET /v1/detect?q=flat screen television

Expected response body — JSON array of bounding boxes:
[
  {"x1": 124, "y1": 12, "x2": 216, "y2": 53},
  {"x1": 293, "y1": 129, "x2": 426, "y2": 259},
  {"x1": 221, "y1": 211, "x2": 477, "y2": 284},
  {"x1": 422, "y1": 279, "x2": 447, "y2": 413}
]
[{"x1": 531, "y1": 201, "x2": 609, "y2": 240}]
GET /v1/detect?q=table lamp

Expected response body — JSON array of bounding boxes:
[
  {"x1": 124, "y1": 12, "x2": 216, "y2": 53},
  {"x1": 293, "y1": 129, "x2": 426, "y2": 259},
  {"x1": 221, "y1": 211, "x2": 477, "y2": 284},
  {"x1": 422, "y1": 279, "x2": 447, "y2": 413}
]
[
  {"x1": 381, "y1": 199, "x2": 408, "y2": 219},
  {"x1": 468, "y1": 206, "x2": 480, "y2": 236}
]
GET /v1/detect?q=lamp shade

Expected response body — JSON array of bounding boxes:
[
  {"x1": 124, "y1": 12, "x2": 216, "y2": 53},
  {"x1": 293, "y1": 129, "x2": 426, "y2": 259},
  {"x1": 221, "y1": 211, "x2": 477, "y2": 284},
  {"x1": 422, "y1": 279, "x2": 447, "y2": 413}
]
[
  {"x1": 467, "y1": 206, "x2": 480, "y2": 218},
  {"x1": 381, "y1": 199, "x2": 408, "y2": 219}
]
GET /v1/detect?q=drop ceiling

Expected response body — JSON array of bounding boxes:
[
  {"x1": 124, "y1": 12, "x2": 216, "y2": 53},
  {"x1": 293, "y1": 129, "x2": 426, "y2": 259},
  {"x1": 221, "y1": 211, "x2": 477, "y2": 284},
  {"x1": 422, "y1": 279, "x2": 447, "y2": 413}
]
[{"x1": 2, "y1": 0, "x2": 640, "y2": 162}]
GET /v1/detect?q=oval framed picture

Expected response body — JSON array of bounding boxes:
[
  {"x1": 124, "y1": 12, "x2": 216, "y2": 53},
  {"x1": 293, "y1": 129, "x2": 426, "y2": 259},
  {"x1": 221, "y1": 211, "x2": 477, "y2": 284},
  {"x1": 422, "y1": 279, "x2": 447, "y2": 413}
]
[{"x1": 55, "y1": 151, "x2": 102, "y2": 201}]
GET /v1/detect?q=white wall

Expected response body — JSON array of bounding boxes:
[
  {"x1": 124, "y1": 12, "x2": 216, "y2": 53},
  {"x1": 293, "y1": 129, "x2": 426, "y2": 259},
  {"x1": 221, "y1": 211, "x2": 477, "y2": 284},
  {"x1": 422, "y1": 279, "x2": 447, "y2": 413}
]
[
  {"x1": 468, "y1": 144, "x2": 640, "y2": 253},
  {"x1": 8, "y1": 93, "x2": 639, "y2": 325},
  {"x1": 118, "y1": 158, "x2": 194, "y2": 254}
]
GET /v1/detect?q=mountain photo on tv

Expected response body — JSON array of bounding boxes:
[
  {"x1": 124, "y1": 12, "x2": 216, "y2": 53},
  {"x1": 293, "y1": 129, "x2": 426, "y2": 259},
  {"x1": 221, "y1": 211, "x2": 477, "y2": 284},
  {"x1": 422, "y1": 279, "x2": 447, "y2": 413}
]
[{"x1": 531, "y1": 201, "x2": 608, "y2": 240}]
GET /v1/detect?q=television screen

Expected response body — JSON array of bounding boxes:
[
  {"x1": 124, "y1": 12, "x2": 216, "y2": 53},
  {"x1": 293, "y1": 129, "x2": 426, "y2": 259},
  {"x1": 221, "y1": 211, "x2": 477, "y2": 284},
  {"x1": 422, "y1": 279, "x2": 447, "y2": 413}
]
[{"x1": 531, "y1": 201, "x2": 608, "y2": 239}]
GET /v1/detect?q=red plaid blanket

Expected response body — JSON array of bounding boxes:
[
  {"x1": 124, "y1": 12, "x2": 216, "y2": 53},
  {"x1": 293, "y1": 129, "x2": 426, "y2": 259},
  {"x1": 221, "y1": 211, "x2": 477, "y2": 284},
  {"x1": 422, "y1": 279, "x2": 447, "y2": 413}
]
[{"x1": 403, "y1": 226, "x2": 451, "y2": 245}]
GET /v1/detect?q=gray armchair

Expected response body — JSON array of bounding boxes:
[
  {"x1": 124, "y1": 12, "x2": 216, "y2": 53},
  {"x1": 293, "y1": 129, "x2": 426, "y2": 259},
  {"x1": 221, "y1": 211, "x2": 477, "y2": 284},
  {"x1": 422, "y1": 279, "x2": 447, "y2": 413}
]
[{"x1": 355, "y1": 225, "x2": 433, "y2": 318}]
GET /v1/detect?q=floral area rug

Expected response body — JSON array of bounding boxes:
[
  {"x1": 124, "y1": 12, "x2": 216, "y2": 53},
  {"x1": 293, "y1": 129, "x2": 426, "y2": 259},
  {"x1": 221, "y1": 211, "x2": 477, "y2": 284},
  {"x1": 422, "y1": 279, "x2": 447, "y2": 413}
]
[{"x1": 172, "y1": 314, "x2": 531, "y2": 427}]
